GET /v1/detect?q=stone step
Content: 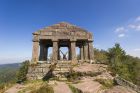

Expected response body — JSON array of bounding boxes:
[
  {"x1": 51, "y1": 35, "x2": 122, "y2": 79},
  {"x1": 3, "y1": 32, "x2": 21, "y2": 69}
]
[
  {"x1": 57, "y1": 63, "x2": 71, "y2": 65},
  {"x1": 54, "y1": 68, "x2": 69, "y2": 71},
  {"x1": 53, "y1": 70, "x2": 69, "y2": 73},
  {"x1": 53, "y1": 69, "x2": 69, "y2": 72},
  {"x1": 57, "y1": 64, "x2": 71, "y2": 66},
  {"x1": 56, "y1": 66, "x2": 71, "y2": 68}
]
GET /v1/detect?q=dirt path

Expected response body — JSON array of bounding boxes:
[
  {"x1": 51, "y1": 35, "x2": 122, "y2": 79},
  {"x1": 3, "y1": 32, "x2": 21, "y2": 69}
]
[
  {"x1": 73, "y1": 78, "x2": 102, "y2": 93},
  {"x1": 5, "y1": 84, "x2": 24, "y2": 93},
  {"x1": 53, "y1": 81, "x2": 72, "y2": 93}
]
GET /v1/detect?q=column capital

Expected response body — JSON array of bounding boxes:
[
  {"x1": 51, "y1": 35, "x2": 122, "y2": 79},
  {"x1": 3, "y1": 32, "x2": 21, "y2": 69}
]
[
  {"x1": 33, "y1": 35, "x2": 39, "y2": 42},
  {"x1": 32, "y1": 40, "x2": 39, "y2": 42},
  {"x1": 88, "y1": 39, "x2": 93, "y2": 42}
]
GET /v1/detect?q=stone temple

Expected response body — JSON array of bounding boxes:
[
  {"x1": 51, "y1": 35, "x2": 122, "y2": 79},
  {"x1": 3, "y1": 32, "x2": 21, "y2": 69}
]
[{"x1": 27, "y1": 22, "x2": 94, "y2": 80}]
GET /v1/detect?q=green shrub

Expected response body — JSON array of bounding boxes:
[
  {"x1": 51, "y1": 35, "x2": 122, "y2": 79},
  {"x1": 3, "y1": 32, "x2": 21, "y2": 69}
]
[
  {"x1": 30, "y1": 83, "x2": 54, "y2": 93},
  {"x1": 16, "y1": 60, "x2": 29, "y2": 82},
  {"x1": 95, "y1": 79, "x2": 115, "y2": 88}
]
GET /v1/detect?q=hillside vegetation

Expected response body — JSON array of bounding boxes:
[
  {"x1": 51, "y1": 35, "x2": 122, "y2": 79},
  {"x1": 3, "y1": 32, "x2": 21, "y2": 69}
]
[
  {"x1": 0, "y1": 43, "x2": 140, "y2": 93},
  {"x1": 0, "y1": 63, "x2": 20, "y2": 84},
  {"x1": 95, "y1": 43, "x2": 140, "y2": 86}
]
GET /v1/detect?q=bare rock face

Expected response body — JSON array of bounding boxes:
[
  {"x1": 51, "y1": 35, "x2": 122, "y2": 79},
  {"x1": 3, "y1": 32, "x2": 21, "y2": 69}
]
[{"x1": 102, "y1": 85, "x2": 137, "y2": 93}]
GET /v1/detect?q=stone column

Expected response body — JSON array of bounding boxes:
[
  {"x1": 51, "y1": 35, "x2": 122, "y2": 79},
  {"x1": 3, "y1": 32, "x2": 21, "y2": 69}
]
[
  {"x1": 46, "y1": 47, "x2": 48, "y2": 61},
  {"x1": 39, "y1": 43, "x2": 44, "y2": 61},
  {"x1": 80, "y1": 46, "x2": 84, "y2": 61},
  {"x1": 43, "y1": 46, "x2": 48, "y2": 61},
  {"x1": 70, "y1": 40, "x2": 76, "y2": 63},
  {"x1": 84, "y1": 41, "x2": 89, "y2": 62},
  {"x1": 58, "y1": 46, "x2": 60, "y2": 60},
  {"x1": 32, "y1": 41, "x2": 39, "y2": 64},
  {"x1": 88, "y1": 40, "x2": 94, "y2": 63},
  {"x1": 39, "y1": 44, "x2": 48, "y2": 61},
  {"x1": 68, "y1": 47, "x2": 71, "y2": 60},
  {"x1": 52, "y1": 40, "x2": 58, "y2": 62}
]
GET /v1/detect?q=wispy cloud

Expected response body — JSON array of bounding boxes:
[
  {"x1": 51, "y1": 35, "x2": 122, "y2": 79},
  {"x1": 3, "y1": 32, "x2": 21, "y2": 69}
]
[
  {"x1": 128, "y1": 24, "x2": 140, "y2": 31},
  {"x1": 135, "y1": 16, "x2": 140, "y2": 22},
  {"x1": 115, "y1": 27, "x2": 126, "y2": 33},
  {"x1": 115, "y1": 16, "x2": 140, "y2": 38},
  {"x1": 118, "y1": 34, "x2": 125, "y2": 38},
  {"x1": 134, "y1": 48, "x2": 140, "y2": 51}
]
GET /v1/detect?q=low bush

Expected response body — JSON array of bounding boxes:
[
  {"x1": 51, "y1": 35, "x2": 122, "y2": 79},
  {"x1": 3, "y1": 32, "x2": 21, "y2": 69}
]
[{"x1": 95, "y1": 79, "x2": 115, "y2": 88}]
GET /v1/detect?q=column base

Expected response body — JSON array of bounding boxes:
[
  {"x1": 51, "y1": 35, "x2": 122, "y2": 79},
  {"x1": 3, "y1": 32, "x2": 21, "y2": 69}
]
[
  {"x1": 89, "y1": 60, "x2": 95, "y2": 64},
  {"x1": 82, "y1": 60, "x2": 95, "y2": 64}
]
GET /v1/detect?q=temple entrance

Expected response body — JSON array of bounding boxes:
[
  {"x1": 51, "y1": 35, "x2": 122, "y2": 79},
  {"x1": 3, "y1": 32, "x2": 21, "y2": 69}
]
[
  {"x1": 59, "y1": 47, "x2": 69, "y2": 60},
  {"x1": 76, "y1": 47, "x2": 80, "y2": 60},
  {"x1": 48, "y1": 47, "x2": 53, "y2": 63}
]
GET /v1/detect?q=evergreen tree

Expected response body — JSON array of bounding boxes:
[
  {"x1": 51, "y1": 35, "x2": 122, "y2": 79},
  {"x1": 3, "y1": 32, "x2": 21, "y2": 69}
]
[{"x1": 16, "y1": 60, "x2": 29, "y2": 82}]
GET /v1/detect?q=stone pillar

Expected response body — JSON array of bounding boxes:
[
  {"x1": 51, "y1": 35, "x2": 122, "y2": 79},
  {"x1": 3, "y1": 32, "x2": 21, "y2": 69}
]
[
  {"x1": 43, "y1": 46, "x2": 48, "y2": 61},
  {"x1": 84, "y1": 41, "x2": 89, "y2": 62},
  {"x1": 32, "y1": 41, "x2": 39, "y2": 64},
  {"x1": 39, "y1": 44, "x2": 48, "y2": 61},
  {"x1": 58, "y1": 46, "x2": 60, "y2": 60},
  {"x1": 52, "y1": 40, "x2": 58, "y2": 62},
  {"x1": 80, "y1": 46, "x2": 84, "y2": 61},
  {"x1": 39, "y1": 43, "x2": 44, "y2": 61},
  {"x1": 88, "y1": 40, "x2": 94, "y2": 63},
  {"x1": 68, "y1": 47, "x2": 71, "y2": 60},
  {"x1": 46, "y1": 47, "x2": 48, "y2": 61},
  {"x1": 70, "y1": 40, "x2": 76, "y2": 63}
]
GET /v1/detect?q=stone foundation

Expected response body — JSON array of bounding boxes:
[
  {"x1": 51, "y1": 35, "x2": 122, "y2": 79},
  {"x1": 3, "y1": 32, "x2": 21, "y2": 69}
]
[{"x1": 27, "y1": 63, "x2": 51, "y2": 80}]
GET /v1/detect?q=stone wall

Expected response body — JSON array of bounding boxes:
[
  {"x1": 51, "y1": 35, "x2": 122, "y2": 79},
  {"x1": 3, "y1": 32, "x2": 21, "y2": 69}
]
[{"x1": 27, "y1": 63, "x2": 51, "y2": 80}]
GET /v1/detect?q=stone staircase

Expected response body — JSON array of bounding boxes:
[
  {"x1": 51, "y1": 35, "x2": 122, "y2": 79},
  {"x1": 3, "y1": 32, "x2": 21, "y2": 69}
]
[{"x1": 53, "y1": 61, "x2": 72, "y2": 80}]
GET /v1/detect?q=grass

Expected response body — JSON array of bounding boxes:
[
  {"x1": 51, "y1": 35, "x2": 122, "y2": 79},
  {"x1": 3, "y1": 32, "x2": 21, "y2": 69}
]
[
  {"x1": 30, "y1": 83, "x2": 54, "y2": 93},
  {"x1": 68, "y1": 84, "x2": 83, "y2": 93},
  {"x1": 66, "y1": 71, "x2": 102, "y2": 82},
  {"x1": 95, "y1": 79, "x2": 115, "y2": 89},
  {"x1": 0, "y1": 83, "x2": 14, "y2": 93},
  {"x1": 18, "y1": 80, "x2": 54, "y2": 93}
]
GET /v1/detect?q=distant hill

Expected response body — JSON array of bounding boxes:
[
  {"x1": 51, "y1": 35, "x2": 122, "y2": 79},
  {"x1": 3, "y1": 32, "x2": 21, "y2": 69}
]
[
  {"x1": 0, "y1": 63, "x2": 20, "y2": 68},
  {"x1": 0, "y1": 63, "x2": 20, "y2": 84}
]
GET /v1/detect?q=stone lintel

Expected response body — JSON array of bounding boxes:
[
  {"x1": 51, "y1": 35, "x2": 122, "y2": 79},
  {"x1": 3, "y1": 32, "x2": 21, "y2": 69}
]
[
  {"x1": 32, "y1": 39, "x2": 39, "y2": 42},
  {"x1": 70, "y1": 39, "x2": 76, "y2": 42},
  {"x1": 52, "y1": 39, "x2": 58, "y2": 42}
]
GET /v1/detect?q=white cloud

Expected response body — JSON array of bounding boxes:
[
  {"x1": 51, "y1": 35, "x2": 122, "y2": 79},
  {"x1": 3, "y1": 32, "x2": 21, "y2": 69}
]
[
  {"x1": 115, "y1": 27, "x2": 126, "y2": 33},
  {"x1": 115, "y1": 16, "x2": 140, "y2": 38},
  {"x1": 118, "y1": 34, "x2": 125, "y2": 38},
  {"x1": 135, "y1": 16, "x2": 140, "y2": 22},
  {"x1": 134, "y1": 48, "x2": 140, "y2": 51},
  {"x1": 128, "y1": 24, "x2": 140, "y2": 31}
]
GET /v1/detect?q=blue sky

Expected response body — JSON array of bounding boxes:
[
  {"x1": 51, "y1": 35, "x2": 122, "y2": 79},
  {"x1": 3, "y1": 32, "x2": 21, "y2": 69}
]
[{"x1": 0, "y1": 0, "x2": 140, "y2": 64}]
